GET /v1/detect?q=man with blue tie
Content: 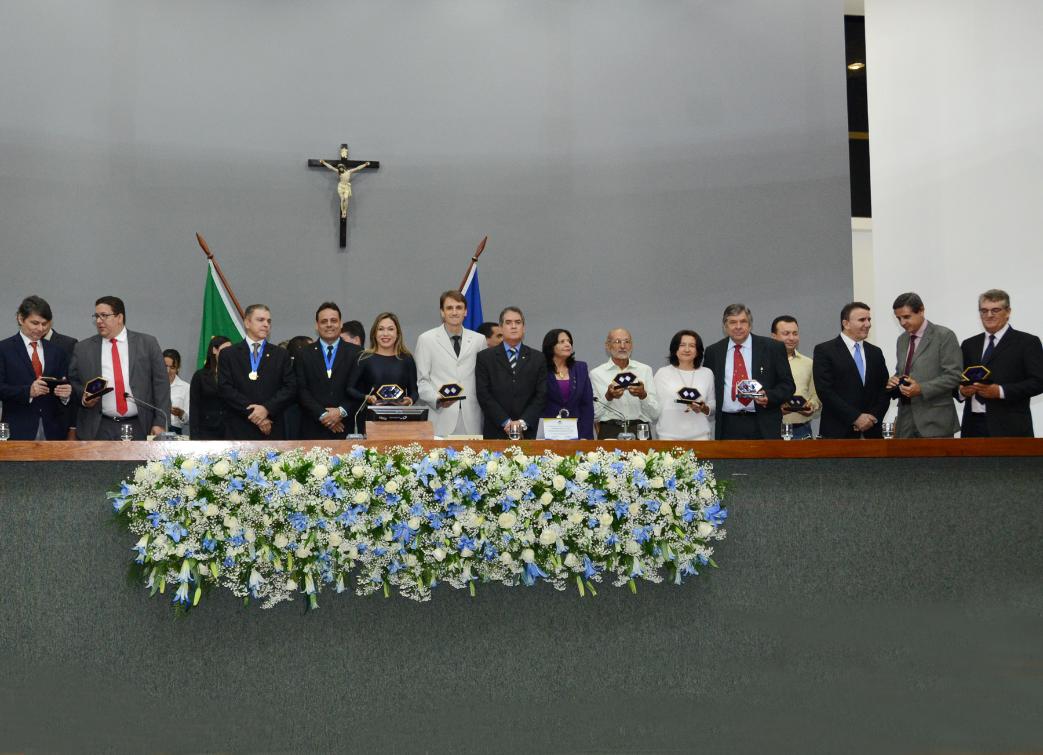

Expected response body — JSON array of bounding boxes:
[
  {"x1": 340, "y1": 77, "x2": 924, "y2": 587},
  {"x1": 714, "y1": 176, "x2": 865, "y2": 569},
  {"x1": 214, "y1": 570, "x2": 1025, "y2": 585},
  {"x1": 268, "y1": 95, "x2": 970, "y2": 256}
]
[
  {"x1": 958, "y1": 289, "x2": 1043, "y2": 437},
  {"x1": 0, "y1": 296, "x2": 74, "y2": 440},
  {"x1": 813, "y1": 302, "x2": 891, "y2": 439},
  {"x1": 474, "y1": 306, "x2": 546, "y2": 439}
]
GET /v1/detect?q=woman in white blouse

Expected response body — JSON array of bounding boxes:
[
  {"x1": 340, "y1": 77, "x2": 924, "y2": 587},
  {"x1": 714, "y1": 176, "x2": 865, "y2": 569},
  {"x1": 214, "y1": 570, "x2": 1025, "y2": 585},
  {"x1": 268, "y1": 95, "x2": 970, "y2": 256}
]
[
  {"x1": 163, "y1": 348, "x2": 191, "y2": 435},
  {"x1": 653, "y1": 330, "x2": 715, "y2": 440}
]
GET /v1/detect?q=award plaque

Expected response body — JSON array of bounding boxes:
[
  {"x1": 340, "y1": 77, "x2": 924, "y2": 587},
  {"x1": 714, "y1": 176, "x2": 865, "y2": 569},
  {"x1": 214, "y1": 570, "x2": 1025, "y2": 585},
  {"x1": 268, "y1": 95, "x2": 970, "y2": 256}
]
[
  {"x1": 84, "y1": 377, "x2": 114, "y2": 400},
  {"x1": 613, "y1": 372, "x2": 639, "y2": 388},
  {"x1": 961, "y1": 365, "x2": 991, "y2": 383},
  {"x1": 786, "y1": 395, "x2": 807, "y2": 410},
  {"x1": 736, "y1": 379, "x2": 764, "y2": 398},
  {"x1": 375, "y1": 384, "x2": 406, "y2": 403},
  {"x1": 438, "y1": 383, "x2": 466, "y2": 401},
  {"x1": 676, "y1": 386, "x2": 702, "y2": 404},
  {"x1": 41, "y1": 376, "x2": 71, "y2": 394}
]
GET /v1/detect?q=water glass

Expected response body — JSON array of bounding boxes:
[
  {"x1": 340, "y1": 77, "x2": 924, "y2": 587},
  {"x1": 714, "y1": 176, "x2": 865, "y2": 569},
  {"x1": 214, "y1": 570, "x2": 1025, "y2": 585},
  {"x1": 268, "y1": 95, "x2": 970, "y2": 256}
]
[
  {"x1": 635, "y1": 423, "x2": 650, "y2": 441},
  {"x1": 507, "y1": 425, "x2": 521, "y2": 442},
  {"x1": 881, "y1": 422, "x2": 895, "y2": 440},
  {"x1": 120, "y1": 423, "x2": 135, "y2": 442},
  {"x1": 781, "y1": 423, "x2": 793, "y2": 441},
  {"x1": 0, "y1": 422, "x2": 10, "y2": 441}
]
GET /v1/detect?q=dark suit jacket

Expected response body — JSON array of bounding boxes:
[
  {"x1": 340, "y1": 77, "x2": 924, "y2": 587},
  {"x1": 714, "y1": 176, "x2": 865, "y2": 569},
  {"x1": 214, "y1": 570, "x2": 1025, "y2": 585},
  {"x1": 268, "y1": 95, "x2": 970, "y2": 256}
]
[
  {"x1": 189, "y1": 368, "x2": 225, "y2": 440},
  {"x1": 813, "y1": 336, "x2": 891, "y2": 438},
  {"x1": 218, "y1": 340, "x2": 298, "y2": 440},
  {"x1": 68, "y1": 331, "x2": 171, "y2": 439},
  {"x1": 0, "y1": 334, "x2": 71, "y2": 439},
  {"x1": 959, "y1": 327, "x2": 1043, "y2": 437},
  {"x1": 475, "y1": 343, "x2": 547, "y2": 439},
  {"x1": 702, "y1": 334, "x2": 795, "y2": 439},
  {"x1": 47, "y1": 330, "x2": 79, "y2": 435},
  {"x1": 542, "y1": 360, "x2": 595, "y2": 439},
  {"x1": 295, "y1": 340, "x2": 362, "y2": 439}
]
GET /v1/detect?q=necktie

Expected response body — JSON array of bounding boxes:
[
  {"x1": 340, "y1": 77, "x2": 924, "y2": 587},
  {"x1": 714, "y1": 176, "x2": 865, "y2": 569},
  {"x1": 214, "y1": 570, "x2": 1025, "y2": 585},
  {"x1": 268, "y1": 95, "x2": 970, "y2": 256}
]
[
  {"x1": 854, "y1": 342, "x2": 865, "y2": 384},
  {"x1": 452, "y1": 335, "x2": 461, "y2": 357},
  {"x1": 327, "y1": 344, "x2": 334, "y2": 360},
  {"x1": 982, "y1": 334, "x2": 996, "y2": 362},
  {"x1": 30, "y1": 341, "x2": 43, "y2": 379},
  {"x1": 253, "y1": 342, "x2": 261, "y2": 358},
  {"x1": 111, "y1": 338, "x2": 128, "y2": 415},
  {"x1": 731, "y1": 344, "x2": 751, "y2": 406},
  {"x1": 508, "y1": 347, "x2": 518, "y2": 372},
  {"x1": 903, "y1": 334, "x2": 917, "y2": 375}
]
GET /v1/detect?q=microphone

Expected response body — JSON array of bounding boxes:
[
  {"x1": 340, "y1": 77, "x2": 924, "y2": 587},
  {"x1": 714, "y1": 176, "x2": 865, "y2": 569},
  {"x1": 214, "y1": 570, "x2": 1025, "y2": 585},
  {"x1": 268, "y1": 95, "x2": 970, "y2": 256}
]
[
  {"x1": 593, "y1": 397, "x2": 636, "y2": 440},
  {"x1": 123, "y1": 392, "x2": 178, "y2": 441},
  {"x1": 346, "y1": 389, "x2": 374, "y2": 439}
]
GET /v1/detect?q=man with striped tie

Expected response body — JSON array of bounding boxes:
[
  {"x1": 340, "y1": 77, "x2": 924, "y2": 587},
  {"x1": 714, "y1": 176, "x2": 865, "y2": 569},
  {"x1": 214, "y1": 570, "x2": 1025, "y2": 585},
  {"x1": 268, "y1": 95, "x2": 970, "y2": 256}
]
[{"x1": 474, "y1": 306, "x2": 546, "y2": 439}]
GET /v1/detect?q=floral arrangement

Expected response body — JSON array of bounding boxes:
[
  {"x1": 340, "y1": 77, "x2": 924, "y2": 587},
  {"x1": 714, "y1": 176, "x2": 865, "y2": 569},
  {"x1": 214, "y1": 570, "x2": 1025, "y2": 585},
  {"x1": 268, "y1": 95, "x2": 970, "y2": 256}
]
[{"x1": 110, "y1": 445, "x2": 728, "y2": 611}]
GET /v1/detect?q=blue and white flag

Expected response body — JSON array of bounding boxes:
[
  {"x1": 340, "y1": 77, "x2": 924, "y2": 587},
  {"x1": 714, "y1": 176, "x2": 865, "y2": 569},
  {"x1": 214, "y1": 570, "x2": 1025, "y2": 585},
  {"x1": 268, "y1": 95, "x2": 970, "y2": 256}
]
[{"x1": 461, "y1": 263, "x2": 484, "y2": 331}]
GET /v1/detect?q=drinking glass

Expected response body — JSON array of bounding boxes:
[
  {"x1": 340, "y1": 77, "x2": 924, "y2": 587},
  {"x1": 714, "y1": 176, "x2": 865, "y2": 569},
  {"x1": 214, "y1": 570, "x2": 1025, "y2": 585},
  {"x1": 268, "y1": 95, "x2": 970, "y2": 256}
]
[
  {"x1": 881, "y1": 422, "x2": 895, "y2": 440},
  {"x1": 781, "y1": 423, "x2": 793, "y2": 441},
  {"x1": 507, "y1": 425, "x2": 521, "y2": 442},
  {"x1": 635, "y1": 423, "x2": 650, "y2": 441},
  {"x1": 120, "y1": 423, "x2": 135, "y2": 442},
  {"x1": 0, "y1": 422, "x2": 10, "y2": 441}
]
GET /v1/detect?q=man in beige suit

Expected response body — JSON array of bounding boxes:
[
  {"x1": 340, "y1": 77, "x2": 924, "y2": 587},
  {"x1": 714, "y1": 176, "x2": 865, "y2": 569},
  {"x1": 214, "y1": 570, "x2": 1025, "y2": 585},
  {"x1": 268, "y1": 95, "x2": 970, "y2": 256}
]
[
  {"x1": 886, "y1": 292, "x2": 963, "y2": 438},
  {"x1": 414, "y1": 290, "x2": 485, "y2": 437}
]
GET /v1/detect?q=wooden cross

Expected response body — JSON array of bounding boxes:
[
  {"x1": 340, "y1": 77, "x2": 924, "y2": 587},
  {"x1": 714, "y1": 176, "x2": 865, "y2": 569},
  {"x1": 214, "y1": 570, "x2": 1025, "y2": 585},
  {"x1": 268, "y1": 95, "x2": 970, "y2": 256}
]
[{"x1": 308, "y1": 143, "x2": 381, "y2": 247}]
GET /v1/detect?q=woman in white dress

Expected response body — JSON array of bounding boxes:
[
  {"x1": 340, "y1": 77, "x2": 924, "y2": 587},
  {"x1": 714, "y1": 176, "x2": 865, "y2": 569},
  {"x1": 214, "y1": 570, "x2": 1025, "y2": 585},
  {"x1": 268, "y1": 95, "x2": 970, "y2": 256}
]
[{"x1": 653, "y1": 330, "x2": 715, "y2": 440}]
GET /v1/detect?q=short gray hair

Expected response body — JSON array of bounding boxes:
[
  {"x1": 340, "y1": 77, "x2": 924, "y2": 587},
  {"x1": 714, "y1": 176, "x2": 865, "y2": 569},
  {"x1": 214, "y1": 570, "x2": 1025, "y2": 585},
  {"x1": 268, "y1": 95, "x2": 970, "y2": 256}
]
[
  {"x1": 244, "y1": 303, "x2": 271, "y2": 319},
  {"x1": 721, "y1": 303, "x2": 752, "y2": 324},
  {"x1": 978, "y1": 289, "x2": 1010, "y2": 309}
]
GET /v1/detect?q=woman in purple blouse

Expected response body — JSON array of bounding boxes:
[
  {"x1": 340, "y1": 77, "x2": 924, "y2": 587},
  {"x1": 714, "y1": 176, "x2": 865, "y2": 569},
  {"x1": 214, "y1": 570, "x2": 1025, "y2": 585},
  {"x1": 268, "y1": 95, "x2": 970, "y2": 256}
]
[{"x1": 541, "y1": 328, "x2": 595, "y2": 439}]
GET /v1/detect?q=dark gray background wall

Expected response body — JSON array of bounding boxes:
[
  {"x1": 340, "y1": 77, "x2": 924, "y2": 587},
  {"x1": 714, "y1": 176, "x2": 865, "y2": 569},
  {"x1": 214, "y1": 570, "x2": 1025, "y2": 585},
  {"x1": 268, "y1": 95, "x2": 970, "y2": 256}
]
[{"x1": 0, "y1": 1, "x2": 851, "y2": 366}]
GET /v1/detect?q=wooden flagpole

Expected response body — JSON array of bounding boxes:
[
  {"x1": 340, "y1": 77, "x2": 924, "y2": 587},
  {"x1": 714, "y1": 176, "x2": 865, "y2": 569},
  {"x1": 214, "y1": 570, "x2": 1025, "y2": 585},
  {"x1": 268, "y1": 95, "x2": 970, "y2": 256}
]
[
  {"x1": 196, "y1": 233, "x2": 246, "y2": 320},
  {"x1": 457, "y1": 235, "x2": 488, "y2": 292}
]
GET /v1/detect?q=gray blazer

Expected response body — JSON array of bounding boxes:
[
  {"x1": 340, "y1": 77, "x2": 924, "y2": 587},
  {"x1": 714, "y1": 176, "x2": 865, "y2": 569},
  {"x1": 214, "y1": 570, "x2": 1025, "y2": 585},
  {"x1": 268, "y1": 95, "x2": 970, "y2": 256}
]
[
  {"x1": 69, "y1": 330, "x2": 172, "y2": 439},
  {"x1": 894, "y1": 321, "x2": 962, "y2": 437}
]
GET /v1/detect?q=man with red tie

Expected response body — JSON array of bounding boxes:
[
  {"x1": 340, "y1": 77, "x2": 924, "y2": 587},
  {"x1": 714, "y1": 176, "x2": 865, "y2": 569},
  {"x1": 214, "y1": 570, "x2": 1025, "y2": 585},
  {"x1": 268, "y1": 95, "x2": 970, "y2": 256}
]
[
  {"x1": 0, "y1": 296, "x2": 74, "y2": 439},
  {"x1": 69, "y1": 296, "x2": 170, "y2": 440},
  {"x1": 702, "y1": 303, "x2": 795, "y2": 440}
]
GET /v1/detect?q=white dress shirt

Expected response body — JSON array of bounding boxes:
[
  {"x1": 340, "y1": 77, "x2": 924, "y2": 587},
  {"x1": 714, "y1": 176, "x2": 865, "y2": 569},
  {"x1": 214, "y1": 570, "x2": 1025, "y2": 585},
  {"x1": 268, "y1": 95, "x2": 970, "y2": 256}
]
[
  {"x1": 590, "y1": 358, "x2": 660, "y2": 422},
  {"x1": 169, "y1": 375, "x2": 190, "y2": 429},
  {"x1": 972, "y1": 323, "x2": 1009, "y2": 412},
  {"x1": 101, "y1": 327, "x2": 136, "y2": 418},
  {"x1": 721, "y1": 336, "x2": 754, "y2": 414}
]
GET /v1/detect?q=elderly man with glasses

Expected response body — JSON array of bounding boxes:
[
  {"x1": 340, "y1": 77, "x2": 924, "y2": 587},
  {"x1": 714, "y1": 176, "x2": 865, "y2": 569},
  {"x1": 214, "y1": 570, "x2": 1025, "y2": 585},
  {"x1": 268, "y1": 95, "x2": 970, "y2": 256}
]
[{"x1": 589, "y1": 328, "x2": 660, "y2": 439}]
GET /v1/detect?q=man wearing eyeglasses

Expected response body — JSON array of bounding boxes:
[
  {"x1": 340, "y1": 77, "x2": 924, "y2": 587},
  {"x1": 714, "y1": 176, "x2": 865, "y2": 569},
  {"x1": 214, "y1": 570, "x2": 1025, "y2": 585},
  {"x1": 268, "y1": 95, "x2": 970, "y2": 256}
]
[
  {"x1": 68, "y1": 296, "x2": 170, "y2": 440},
  {"x1": 590, "y1": 328, "x2": 660, "y2": 439},
  {"x1": 958, "y1": 289, "x2": 1043, "y2": 437}
]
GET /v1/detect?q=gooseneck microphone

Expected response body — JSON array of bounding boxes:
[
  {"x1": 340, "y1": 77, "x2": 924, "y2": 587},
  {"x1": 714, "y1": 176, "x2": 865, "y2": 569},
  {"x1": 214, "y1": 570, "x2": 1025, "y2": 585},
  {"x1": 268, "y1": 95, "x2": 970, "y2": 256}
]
[{"x1": 123, "y1": 393, "x2": 179, "y2": 441}]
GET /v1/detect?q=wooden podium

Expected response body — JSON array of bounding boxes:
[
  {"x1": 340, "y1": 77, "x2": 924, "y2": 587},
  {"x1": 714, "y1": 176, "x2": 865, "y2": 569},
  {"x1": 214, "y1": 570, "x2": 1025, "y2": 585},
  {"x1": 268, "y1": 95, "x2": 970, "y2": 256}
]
[{"x1": 363, "y1": 420, "x2": 434, "y2": 441}]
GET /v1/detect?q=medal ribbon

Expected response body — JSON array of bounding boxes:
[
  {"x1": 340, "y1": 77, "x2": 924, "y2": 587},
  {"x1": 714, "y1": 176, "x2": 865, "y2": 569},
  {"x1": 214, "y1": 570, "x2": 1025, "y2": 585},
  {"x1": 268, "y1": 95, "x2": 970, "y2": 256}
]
[
  {"x1": 322, "y1": 339, "x2": 339, "y2": 376},
  {"x1": 250, "y1": 340, "x2": 266, "y2": 375}
]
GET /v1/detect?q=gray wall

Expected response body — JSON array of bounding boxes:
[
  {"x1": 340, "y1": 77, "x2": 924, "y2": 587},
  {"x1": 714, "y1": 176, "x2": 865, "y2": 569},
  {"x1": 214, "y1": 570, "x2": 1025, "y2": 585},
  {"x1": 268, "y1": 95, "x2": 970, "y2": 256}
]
[{"x1": 0, "y1": 1, "x2": 852, "y2": 367}]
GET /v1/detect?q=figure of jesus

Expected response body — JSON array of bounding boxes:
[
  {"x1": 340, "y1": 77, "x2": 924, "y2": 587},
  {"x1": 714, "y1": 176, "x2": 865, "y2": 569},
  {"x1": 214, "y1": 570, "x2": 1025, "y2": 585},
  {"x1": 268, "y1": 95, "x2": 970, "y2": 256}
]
[{"x1": 319, "y1": 159, "x2": 371, "y2": 219}]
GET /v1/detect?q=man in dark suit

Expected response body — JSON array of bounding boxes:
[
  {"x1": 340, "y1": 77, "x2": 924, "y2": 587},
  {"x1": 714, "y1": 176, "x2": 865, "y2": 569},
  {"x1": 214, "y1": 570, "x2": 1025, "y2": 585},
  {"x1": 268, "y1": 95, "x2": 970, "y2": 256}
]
[
  {"x1": 703, "y1": 303, "x2": 794, "y2": 440},
  {"x1": 68, "y1": 296, "x2": 171, "y2": 440},
  {"x1": 0, "y1": 295, "x2": 74, "y2": 439},
  {"x1": 813, "y1": 301, "x2": 891, "y2": 439},
  {"x1": 219, "y1": 303, "x2": 297, "y2": 439},
  {"x1": 958, "y1": 288, "x2": 1043, "y2": 438},
  {"x1": 44, "y1": 323, "x2": 79, "y2": 438},
  {"x1": 296, "y1": 301, "x2": 362, "y2": 439},
  {"x1": 475, "y1": 306, "x2": 547, "y2": 439}
]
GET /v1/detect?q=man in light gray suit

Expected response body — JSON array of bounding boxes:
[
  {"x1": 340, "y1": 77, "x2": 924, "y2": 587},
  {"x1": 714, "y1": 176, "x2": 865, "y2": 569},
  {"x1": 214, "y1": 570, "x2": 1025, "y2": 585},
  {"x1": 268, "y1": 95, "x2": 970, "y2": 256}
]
[
  {"x1": 69, "y1": 296, "x2": 171, "y2": 440},
  {"x1": 885, "y1": 292, "x2": 963, "y2": 438},
  {"x1": 414, "y1": 290, "x2": 485, "y2": 437}
]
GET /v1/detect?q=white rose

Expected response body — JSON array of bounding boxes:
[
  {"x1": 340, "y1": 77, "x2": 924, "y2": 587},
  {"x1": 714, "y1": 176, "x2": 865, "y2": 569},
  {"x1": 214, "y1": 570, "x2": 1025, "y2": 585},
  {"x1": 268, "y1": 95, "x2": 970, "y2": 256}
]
[
  {"x1": 353, "y1": 491, "x2": 369, "y2": 504},
  {"x1": 175, "y1": 543, "x2": 188, "y2": 557},
  {"x1": 351, "y1": 465, "x2": 366, "y2": 478},
  {"x1": 451, "y1": 522, "x2": 463, "y2": 536},
  {"x1": 180, "y1": 459, "x2": 196, "y2": 472},
  {"x1": 499, "y1": 552, "x2": 514, "y2": 565},
  {"x1": 499, "y1": 463, "x2": 513, "y2": 478},
  {"x1": 575, "y1": 469, "x2": 590, "y2": 483},
  {"x1": 273, "y1": 533, "x2": 289, "y2": 549},
  {"x1": 432, "y1": 548, "x2": 447, "y2": 562},
  {"x1": 539, "y1": 528, "x2": 558, "y2": 546},
  {"x1": 428, "y1": 450, "x2": 442, "y2": 461},
  {"x1": 327, "y1": 532, "x2": 343, "y2": 547},
  {"x1": 460, "y1": 548, "x2": 474, "y2": 557},
  {"x1": 625, "y1": 540, "x2": 641, "y2": 555},
  {"x1": 142, "y1": 498, "x2": 158, "y2": 512},
  {"x1": 586, "y1": 452, "x2": 599, "y2": 463},
  {"x1": 385, "y1": 480, "x2": 400, "y2": 494},
  {"x1": 223, "y1": 515, "x2": 239, "y2": 530},
  {"x1": 659, "y1": 501, "x2": 672, "y2": 515},
  {"x1": 514, "y1": 454, "x2": 529, "y2": 467},
  {"x1": 382, "y1": 529, "x2": 393, "y2": 541},
  {"x1": 506, "y1": 489, "x2": 522, "y2": 501},
  {"x1": 674, "y1": 502, "x2": 687, "y2": 517},
  {"x1": 520, "y1": 529, "x2": 535, "y2": 545},
  {"x1": 486, "y1": 460, "x2": 499, "y2": 474},
  {"x1": 628, "y1": 502, "x2": 641, "y2": 517},
  {"x1": 147, "y1": 461, "x2": 164, "y2": 477},
  {"x1": 311, "y1": 464, "x2": 328, "y2": 480},
  {"x1": 347, "y1": 545, "x2": 359, "y2": 558},
  {"x1": 552, "y1": 475, "x2": 566, "y2": 491},
  {"x1": 183, "y1": 486, "x2": 197, "y2": 500},
  {"x1": 133, "y1": 467, "x2": 148, "y2": 483},
  {"x1": 464, "y1": 512, "x2": 482, "y2": 529},
  {"x1": 598, "y1": 512, "x2": 614, "y2": 527},
  {"x1": 405, "y1": 554, "x2": 418, "y2": 567},
  {"x1": 322, "y1": 499, "x2": 338, "y2": 515},
  {"x1": 205, "y1": 503, "x2": 220, "y2": 517},
  {"x1": 653, "y1": 525, "x2": 663, "y2": 537},
  {"x1": 540, "y1": 492, "x2": 554, "y2": 506},
  {"x1": 497, "y1": 511, "x2": 517, "y2": 529},
  {"x1": 698, "y1": 487, "x2": 714, "y2": 501},
  {"x1": 289, "y1": 481, "x2": 303, "y2": 496},
  {"x1": 564, "y1": 553, "x2": 579, "y2": 568},
  {"x1": 696, "y1": 522, "x2": 714, "y2": 538},
  {"x1": 212, "y1": 460, "x2": 230, "y2": 477},
  {"x1": 567, "y1": 511, "x2": 584, "y2": 525},
  {"x1": 285, "y1": 578, "x2": 298, "y2": 591},
  {"x1": 228, "y1": 492, "x2": 243, "y2": 505},
  {"x1": 606, "y1": 478, "x2": 619, "y2": 492},
  {"x1": 520, "y1": 548, "x2": 535, "y2": 563},
  {"x1": 631, "y1": 455, "x2": 646, "y2": 471},
  {"x1": 407, "y1": 517, "x2": 421, "y2": 530},
  {"x1": 650, "y1": 476, "x2": 664, "y2": 489}
]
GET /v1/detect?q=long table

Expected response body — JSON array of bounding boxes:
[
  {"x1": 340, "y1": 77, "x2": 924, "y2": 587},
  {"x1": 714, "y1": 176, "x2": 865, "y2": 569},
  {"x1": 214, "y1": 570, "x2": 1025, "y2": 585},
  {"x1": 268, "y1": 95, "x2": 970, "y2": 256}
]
[{"x1": 2, "y1": 439, "x2": 1041, "y2": 753}]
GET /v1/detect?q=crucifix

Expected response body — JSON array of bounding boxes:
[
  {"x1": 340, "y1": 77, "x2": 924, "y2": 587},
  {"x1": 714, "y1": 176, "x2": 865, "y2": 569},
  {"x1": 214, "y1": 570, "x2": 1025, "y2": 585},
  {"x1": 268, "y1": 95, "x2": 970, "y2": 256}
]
[{"x1": 308, "y1": 143, "x2": 380, "y2": 247}]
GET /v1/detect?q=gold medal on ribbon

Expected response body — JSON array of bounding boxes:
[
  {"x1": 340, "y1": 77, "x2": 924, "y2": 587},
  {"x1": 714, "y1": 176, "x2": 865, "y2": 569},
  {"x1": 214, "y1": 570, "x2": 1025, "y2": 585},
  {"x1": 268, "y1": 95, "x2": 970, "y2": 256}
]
[{"x1": 248, "y1": 371, "x2": 258, "y2": 381}]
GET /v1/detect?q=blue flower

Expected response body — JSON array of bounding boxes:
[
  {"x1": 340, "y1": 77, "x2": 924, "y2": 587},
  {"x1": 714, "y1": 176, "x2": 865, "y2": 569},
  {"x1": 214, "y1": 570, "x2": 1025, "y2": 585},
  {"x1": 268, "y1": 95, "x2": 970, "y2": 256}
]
[
  {"x1": 630, "y1": 560, "x2": 644, "y2": 577},
  {"x1": 522, "y1": 463, "x2": 540, "y2": 479},
  {"x1": 482, "y1": 542, "x2": 499, "y2": 561},
  {"x1": 632, "y1": 470, "x2": 649, "y2": 489},
  {"x1": 223, "y1": 556, "x2": 235, "y2": 568},
  {"x1": 446, "y1": 503, "x2": 466, "y2": 518},
  {"x1": 521, "y1": 561, "x2": 548, "y2": 585},
  {"x1": 111, "y1": 498, "x2": 126, "y2": 512},
  {"x1": 228, "y1": 450, "x2": 240, "y2": 462},
  {"x1": 644, "y1": 499, "x2": 660, "y2": 513},
  {"x1": 473, "y1": 462, "x2": 487, "y2": 479},
  {"x1": 697, "y1": 553, "x2": 709, "y2": 566},
  {"x1": 329, "y1": 455, "x2": 341, "y2": 468},
  {"x1": 147, "y1": 512, "x2": 165, "y2": 529},
  {"x1": 702, "y1": 502, "x2": 728, "y2": 527},
  {"x1": 289, "y1": 513, "x2": 309, "y2": 532},
  {"x1": 582, "y1": 556, "x2": 598, "y2": 579},
  {"x1": 226, "y1": 478, "x2": 245, "y2": 492},
  {"x1": 610, "y1": 461, "x2": 626, "y2": 474},
  {"x1": 265, "y1": 450, "x2": 279, "y2": 461},
  {"x1": 665, "y1": 477, "x2": 677, "y2": 492},
  {"x1": 388, "y1": 559, "x2": 404, "y2": 574},
  {"x1": 392, "y1": 521, "x2": 414, "y2": 543},
  {"x1": 433, "y1": 486, "x2": 448, "y2": 503},
  {"x1": 445, "y1": 447, "x2": 458, "y2": 461},
  {"x1": 350, "y1": 447, "x2": 366, "y2": 460},
  {"x1": 499, "y1": 497, "x2": 517, "y2": 513},
  {"x1": 356, "y1": 541, "x2": 368, "y2": 555},
  {"x1": 374, "y1": 546, "x2": 388, "y2": 557},
  {"x1": 606, "y1": 533, "x2": 619, "y2": 547},
  {"x1": 681, "y1": 560, "x2": 699, "y2": 576},
  {"x1": 693, "y1": 468, "x2": 706, "y2": 484},
  {"x1": 632, "y1": 525, "x2": 652, "y2": 544},
  {"x1": 182, "y1": 467, "x2": 202, "y2": 483},
  {"x1": 202, "y1": 537, "x2": 217, "y2": 552},
  {"x1": 411, "y1": 457, "x2": 438, "y2": 485},
  {"x1": 274, "y1": 479, "x2": 291, "y2": 495},
  {"x1": 681, "y1": 505, "x2": 697, "y2": 523},
  {"x1": 614, "y1": 502, "x2": 629, "y2": 520},
  {"x1": 119, "y1": 482, "x2": 132, "y2": 496},
  {"x1": 245, "y1": 463, "x2": 266, "y2": 486},
  {"x1": 586, "y1": 489, "x2": 607, "y2": 507},
  {"x1": 164, "y1": 521, "x2": 188, "y2": 543},
  {"x1": 228, "y1": 532, "x2": 245, "y2": 547},
  {"x1": 586, "y1": 516, "x2": 599, "y2": 529},
  {"x1": 589, "y1": 463, "x2": 602, "y2": 475},
  {"x1": 426, "y1": 513, "x2": 444, "y2": 530},
  {"x1": 409, "y1": 503, "x2": 426, "y2": 517},
  {"x1": 320, "y1": 478, "x2": 343, "y2": 499},
  {"x1": 457, "y1": 535, "x2": 477, "y2": 552}
]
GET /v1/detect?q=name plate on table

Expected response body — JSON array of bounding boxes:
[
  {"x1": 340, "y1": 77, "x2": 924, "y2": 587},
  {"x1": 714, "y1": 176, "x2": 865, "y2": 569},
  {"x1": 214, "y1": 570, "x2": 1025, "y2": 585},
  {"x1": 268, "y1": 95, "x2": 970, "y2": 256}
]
[
  {"x1": 962, "y1": 365, "x2": 991, "y2": 383},
  {"x1": 786, "y1": 395, "x2": 807, "y2": 410},
  {"x1": 84, "y1": 376, "x2": 114, "y2": 400},
  {"x1": 676, "y1": 386, "x2": 702, "y2": 404},
  {"x1": 375, "y1": 384, "x2": 405, "y2": 403},
  {"x1": 438, "y1": 383, "x2": 466, "y2": 401},
  {"x1": 536, "y1": 417, "x2": 579, "y2": 440},
  {"x1": 736, "y1": 379, "x2": 764, "y2": 398},
  {"x1": 613, "y1": 372, "x2": 639, "y2": 388},
  {"x1": 366, "y1": 406, "x2": 429, "y2": 422}
]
